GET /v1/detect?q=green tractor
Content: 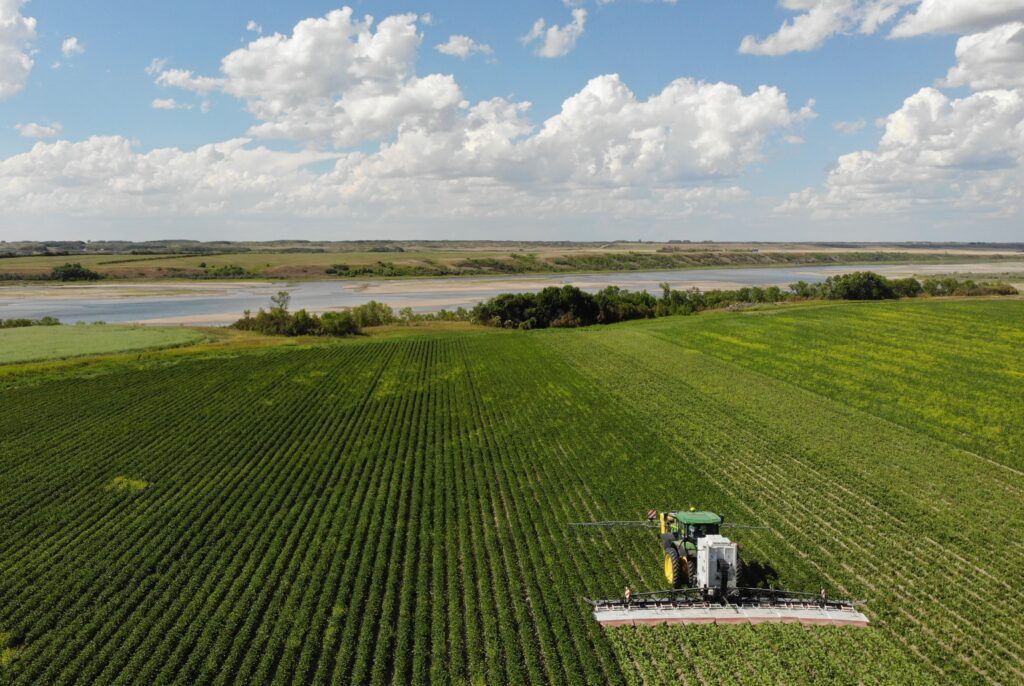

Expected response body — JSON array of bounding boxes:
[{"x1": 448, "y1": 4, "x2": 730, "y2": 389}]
[
  {"x1": 573, "y1": 508, "x2": 870, "y2": 628},
  {"x1": 656, "y1": 509, "x2": 740, "y2": 590}
]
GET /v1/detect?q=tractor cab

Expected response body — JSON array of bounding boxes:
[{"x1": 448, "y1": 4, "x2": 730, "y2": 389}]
[{"x1": 661, "y1": 510, "x2": 723, "y2": 542}]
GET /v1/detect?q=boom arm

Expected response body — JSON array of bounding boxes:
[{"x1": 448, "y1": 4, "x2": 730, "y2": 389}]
[{"x1": 568, "y1": 521, "x2": 658, "y2": 528}]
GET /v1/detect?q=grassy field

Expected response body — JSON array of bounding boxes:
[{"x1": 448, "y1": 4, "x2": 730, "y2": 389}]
[
  {"x1": 0, "y1": 325, "x2": 208, "y2": 364},
  {"x1": 0, "y1": 299, "x2": 1021, "y2": 684},
  {"x1": 2, "y1": 243, "x2": 1017, "y2": 280}
]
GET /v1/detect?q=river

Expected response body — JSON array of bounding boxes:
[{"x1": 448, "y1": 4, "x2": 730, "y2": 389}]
[{"x1": 1, "y1": 261, "x2": 1020, "y2": 326}]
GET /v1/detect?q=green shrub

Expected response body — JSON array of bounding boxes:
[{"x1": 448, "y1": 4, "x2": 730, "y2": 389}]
[
  {"x1": 822, "y1": 271, "x2": 897, "y2": 300},
  {"x1": 50, "y1": 263, "x2": 102, "y2": 281}
]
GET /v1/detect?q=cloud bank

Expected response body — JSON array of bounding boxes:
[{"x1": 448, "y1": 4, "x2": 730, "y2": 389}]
[
  {"x1": 0, "y1": 8, "x2": 812, "y2": 234},
  {"x1": 0, "y1": 0, "x2": 36, "y2": 99}
]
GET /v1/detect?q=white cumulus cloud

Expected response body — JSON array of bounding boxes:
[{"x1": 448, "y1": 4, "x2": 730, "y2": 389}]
[
  {"x1": 356, "y1": 75, "x2": 812, "y2": 188},
  {"x1": 16, "y1": 121, "x2": 61, "y2": 138},
  {"x1": 145, "y1": 57, "x2": 169, "y2": 75},
  {"x1": 61, "y1": 36, "x2": 84, "y2": 57},
  {"x1": 522, "y1": 8, "x2": 587, "y2": 58},
  {"x1": 151, "y1": 98, "x2": 191, "y2": 110},
  {"x1": 890, "y1": 0, "x2": 1024, "y2": 37},
  {"x1": 940, "y1": 22, "x2": 1024, "y2": 90},
  {"x1": 154, "y1": 9, "x2": 463, "y2": 149},
  {"x1": 781, "y1": 87, "x2": 1024, "y2": 217},
  {"x1": 246, "y1": 20, "x2": 262, "y2": 34},
  {"x1": 741, "y1": 0, "x2": 1024, "y2": 55},
  {"x1": 0, "y1": 133, "x2": 766, "y2": 236},
  {"x1": 154, "y1": 68, "x2": 223, "y2": 95},
  {"x1": 521, "y1": 75, "x2": 812, "y2": 184},
  {"x1": 0, "y1": 136, "x2": 338, "y2": 217},
  {"x1": 0, "y1": 75, "x2": 809, "y2": 229},
  {"x1": 0, "y1": 0, "x2": 37, "y2": 99},
  {"x1": 435, "y1": 35, "x2": 493, "y2": 59},
  {"x1": 741, "y1": 0, "x2": 854, "y2": 56},
  {"x1": 740, "y1": 1, "x2": 918, "y2": 56}
]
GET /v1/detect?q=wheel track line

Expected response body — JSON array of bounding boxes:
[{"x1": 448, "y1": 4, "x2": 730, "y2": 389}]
[
  {"x1": 453, "y1": 342, "x2": 557, "y2": 685},
  {"x1": 365, "y1": 339, "x2": 443, "y2": 686},
  {"x1": 237, "y1": 345, "x2": 411, "y2": 686},
  {"x1": 322, "y1": 341, "x2": 427, "y2": 685},
  {"x1": 468, "y1": 338, "x2": 643, "y2": 684},
  {"x1": 456, "y1": 340, "x2": 574, "y2": 685}
]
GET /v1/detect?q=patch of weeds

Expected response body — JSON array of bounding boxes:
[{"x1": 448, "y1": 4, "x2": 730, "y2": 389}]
[
  {"x1": 0, "y1": 631, "x2": 23, "y2": 667},
  {"x1": 105, "y1": 476, "x2": 150, "y2": 493}
]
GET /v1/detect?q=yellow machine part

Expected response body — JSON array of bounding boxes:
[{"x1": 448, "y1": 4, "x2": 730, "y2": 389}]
[{"x1": 663, "y1": 549, "x2": 687, "y2": 587}]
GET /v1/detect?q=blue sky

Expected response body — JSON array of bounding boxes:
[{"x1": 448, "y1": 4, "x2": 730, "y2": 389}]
[{"x1": 1, "y1": 0, "x2": 1022, "y2": 241}]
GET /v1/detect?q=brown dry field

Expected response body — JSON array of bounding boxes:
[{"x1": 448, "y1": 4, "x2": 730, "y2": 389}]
[{"x1": 2, "y1": 241, "x2": 1022, "y2": 280}]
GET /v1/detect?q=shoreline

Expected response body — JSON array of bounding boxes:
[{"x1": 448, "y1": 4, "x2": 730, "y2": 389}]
[
  {"x1": 1, "y1": 253, "x2": 1020, "y2": 288},
  {"x1": 2, "y1": 258, "x2": 1023, "y2": 301}
]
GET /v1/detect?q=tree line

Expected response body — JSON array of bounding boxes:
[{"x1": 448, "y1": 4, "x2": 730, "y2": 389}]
[
  {"x1": 473, "y1": 271, "x2": 1018, "y2": 330},
  {"x1": 1, "y1": 316, "x2": 61, "y2": 329},
  {"x1": 231, "y1": 271, "x2": 1018, "y2": 337}
]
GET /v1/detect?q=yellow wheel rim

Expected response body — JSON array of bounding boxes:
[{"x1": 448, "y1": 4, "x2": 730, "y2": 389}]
[{"x1": 664, "y1": 553, "x2": 674, "y2": 584}]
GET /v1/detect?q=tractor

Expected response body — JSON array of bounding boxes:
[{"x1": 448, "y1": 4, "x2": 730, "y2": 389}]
[
  {"x1": 657, "y1": 509, "x2": 741, "y2": 598},
  {"x1": 571, "y1": 508, "x2": 869, "y2": 627}
]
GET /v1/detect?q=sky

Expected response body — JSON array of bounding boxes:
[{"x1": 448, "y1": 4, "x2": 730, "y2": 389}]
[{"x1": 1, "y1": 0, "x2": 1023, "y2": 242}]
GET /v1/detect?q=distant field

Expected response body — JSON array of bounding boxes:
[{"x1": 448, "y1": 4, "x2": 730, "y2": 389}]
[
  {"x1": 0, "y1": 249, "x2": 511, "y2": 273},
  {"x1": 0, "y1": 300, "x2": 1021, "y2": 684},
  {"x1": 2, "y1": 243, "x2": 1018, "y2": 280},
  {"x1": 0, "y1": 325, "x2": 207, "y2": 364}
]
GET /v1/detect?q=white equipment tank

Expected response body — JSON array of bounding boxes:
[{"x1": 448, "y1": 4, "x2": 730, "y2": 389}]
[{"x1": 697, "y1": 535, "x2": 738, "y2": 594}]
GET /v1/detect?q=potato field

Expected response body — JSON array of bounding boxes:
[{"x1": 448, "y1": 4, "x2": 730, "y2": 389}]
[{"x1": 0, "y1": 299, "x2": 1021, "y2": 685}]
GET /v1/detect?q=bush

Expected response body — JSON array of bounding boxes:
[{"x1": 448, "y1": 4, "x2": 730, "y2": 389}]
[
  {"x1": 320, "y1": 311, "x2": 361, "y2": 336},
  {"x1": 890, "y1": 277, "x2": 923, "y2": 298},
  {"x1": 1, "y1": 316, "x2": 61, "y2": 329},
  {"x1": 473, "y1": 285, "x2": 657, "y2": 329},
  {"x1": 230, "y1": 293, "x2": 398, "y2": 337},
  {"x1": 822, "y1": 271, "x2": 897, "y2": 300},
  {"x1": 192, "y1": 265, "x2": 254, "y2": 279},
  {"x1": 921, "y1": 277, "x2": 1018, "y2": 297},
  {"x1": 50, "y1": 263, "x2": 102, "y2": 281},
  {"x1": 348, "y1": 301, "x2": 396, "y2": 327}
]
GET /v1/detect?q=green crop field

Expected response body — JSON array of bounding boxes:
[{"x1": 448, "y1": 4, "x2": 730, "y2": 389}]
[
  {"x1": 0, "y1": 325, "x2": 208, "y2": 364},
  {"x1": 0, "y1": 299, "x2": 1021, "y2": 685}
]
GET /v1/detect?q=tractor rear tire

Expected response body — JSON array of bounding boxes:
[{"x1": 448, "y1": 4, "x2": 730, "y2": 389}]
[
  {"x1": 664, "y1": 547, "x2": 684, "y2": 589},
  {"x1": 687, "y1": 559, "x2": 697, "y2": 587}
]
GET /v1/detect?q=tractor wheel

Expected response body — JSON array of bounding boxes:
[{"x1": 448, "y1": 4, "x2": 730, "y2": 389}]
[
  {"x1": 664, "y1": 547, "x2": 684, "y2": 589},
  {"x1": 735, "y1": 557, "x2": 745, "y2": 587},
  {"x1": 687, "y1": 558, "x2": 697, "y2": 587}
]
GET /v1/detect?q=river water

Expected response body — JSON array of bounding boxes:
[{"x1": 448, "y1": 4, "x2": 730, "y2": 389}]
[{"x1": 1, "y1": 261, "x2": 1020, "y2": 326}]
